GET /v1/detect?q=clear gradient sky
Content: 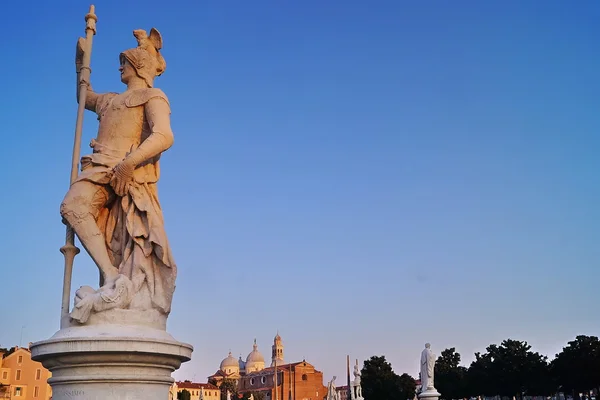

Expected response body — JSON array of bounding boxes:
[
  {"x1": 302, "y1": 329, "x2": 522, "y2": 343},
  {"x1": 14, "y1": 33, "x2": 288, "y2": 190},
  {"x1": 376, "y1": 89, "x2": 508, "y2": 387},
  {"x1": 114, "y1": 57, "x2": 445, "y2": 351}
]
[{"x1": 0, "y1": 0, "x2": 598, "y2": 383}]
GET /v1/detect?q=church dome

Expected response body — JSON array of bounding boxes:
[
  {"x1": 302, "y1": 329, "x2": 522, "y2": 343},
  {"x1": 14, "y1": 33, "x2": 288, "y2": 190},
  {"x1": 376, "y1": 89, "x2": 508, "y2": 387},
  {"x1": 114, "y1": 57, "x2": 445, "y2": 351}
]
[
  {"x1": 220, "y1": 351, "x2": 239, "y2": 372},
  {"x1": 245, "y1": 340, "x2": 265, "y2": 372}
]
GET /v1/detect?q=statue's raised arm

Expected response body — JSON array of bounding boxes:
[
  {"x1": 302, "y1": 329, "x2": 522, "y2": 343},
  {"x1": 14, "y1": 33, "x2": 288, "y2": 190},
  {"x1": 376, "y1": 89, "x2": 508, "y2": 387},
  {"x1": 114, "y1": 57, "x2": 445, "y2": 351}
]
[{"x1": 75, "y1": 37, "x2": 99, "y2": 111}]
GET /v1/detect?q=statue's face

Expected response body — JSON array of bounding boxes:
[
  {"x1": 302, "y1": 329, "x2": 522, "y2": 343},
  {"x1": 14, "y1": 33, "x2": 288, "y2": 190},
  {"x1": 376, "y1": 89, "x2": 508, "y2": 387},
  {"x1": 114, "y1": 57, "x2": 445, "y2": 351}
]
[{"x1": 119, "y1": 58, "x2": 137, "y2": 84}]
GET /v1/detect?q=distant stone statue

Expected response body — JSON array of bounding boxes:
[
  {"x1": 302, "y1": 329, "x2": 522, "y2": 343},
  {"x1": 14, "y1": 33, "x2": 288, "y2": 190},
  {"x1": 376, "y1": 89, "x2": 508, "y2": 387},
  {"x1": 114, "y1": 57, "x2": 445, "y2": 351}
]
[
  {"x1": 249, "y1": 394, "x2": 254, "y2": 400},
  {"x1": 227, "y1": 391, "x2": 231, "y2": 400},
  {"x1": 352, "y1": 361, "x2": 363, "y2": 399},
  {"x1": 62, "y1": 26, "x2": 177, "y2": 325},
  {"x1": 326, "y1": 376, "x2": 338, "y2": 400},
  {"x1": 420, "y1": 343, "x2": 436, "y2": 391}
]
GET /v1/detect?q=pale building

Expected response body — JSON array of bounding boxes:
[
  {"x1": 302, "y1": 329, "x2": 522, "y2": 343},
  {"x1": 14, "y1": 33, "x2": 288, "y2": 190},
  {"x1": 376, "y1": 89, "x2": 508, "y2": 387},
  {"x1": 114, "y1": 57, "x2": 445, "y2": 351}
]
[
  {"x1": 0, "y1": 345, "x2": 52, "y2": 400},
  {"x1": 170, "y1": 381, "x2": 220, "y2": 400}
]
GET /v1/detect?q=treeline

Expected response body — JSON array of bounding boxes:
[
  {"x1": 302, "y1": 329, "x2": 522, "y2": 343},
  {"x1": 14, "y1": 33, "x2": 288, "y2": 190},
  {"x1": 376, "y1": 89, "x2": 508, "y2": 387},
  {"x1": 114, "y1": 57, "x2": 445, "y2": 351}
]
[{"x1": 361, "y1": 335, "x2": 600, "y2": 400}]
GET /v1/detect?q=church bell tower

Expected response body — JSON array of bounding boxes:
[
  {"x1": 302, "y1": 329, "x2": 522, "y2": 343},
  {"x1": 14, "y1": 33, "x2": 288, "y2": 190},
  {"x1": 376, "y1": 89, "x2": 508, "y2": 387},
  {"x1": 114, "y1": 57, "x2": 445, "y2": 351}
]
[{"x1": 271, "y1": 332, "x2": 284, "y2": 366}]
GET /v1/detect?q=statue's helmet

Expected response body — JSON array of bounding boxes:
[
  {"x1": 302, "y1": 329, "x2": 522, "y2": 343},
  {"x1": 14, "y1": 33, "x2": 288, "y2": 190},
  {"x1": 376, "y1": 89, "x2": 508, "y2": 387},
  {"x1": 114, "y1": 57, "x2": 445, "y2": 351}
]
[{"x1": 119, "y1": 28, "x2": 166, "y2": 88}]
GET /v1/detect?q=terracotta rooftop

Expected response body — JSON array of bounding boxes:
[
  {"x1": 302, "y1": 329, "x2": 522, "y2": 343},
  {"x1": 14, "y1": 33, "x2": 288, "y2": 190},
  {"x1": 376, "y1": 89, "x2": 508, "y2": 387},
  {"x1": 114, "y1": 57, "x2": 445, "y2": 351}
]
[
  {"x1": 207, "y1": 369, "x2": 234, "y2": 378},
  {"x1": 244, "y1": 361, "x2": 317, "y2": 376},
  {"x1": 176, "y1": 381, "x2": 219, "y2": 390}
]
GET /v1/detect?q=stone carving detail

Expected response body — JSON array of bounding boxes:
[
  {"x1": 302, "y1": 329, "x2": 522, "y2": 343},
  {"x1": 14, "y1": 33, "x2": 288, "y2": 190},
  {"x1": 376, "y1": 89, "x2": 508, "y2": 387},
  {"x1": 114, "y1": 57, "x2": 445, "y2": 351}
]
[{"x1": 60, "y1": 25, "x2": 176, "y2": 325}]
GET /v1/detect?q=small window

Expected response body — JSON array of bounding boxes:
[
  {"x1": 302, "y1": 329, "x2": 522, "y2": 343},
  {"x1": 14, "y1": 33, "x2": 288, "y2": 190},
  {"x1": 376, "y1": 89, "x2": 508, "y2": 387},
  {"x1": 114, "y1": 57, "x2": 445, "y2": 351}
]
[
  {"x1": 250, "y1": 378, "x2": 255, "y2": 385},
  {"x1": 16, "y1": 370, "x2": 21, "y2": 380},
  {"x1": 2, "y1": 371, "x2": 7, "y2": 379},
  {"x1": 14, "y1": 387, "x2": 22, "y2": 397},
  {"x1": 36, "y1": 369, "x2": 41, "y2": 380},
  {"x1": 17, "y1": 355, "x2": 23, "y2": 364},
  {"x1": 261, "y1": 376, "x2": 266, "y2": 384},
  {"x1": 302, "y1": 374, "x2": 308, "y2": 381},
  {"x1": 34, "y1": 386, "x2": 40, "y2": 398}
]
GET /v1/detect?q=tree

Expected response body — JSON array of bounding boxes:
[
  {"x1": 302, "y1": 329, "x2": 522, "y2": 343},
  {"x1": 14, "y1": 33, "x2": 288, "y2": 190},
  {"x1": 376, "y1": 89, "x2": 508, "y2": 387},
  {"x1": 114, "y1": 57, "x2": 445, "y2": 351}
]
[
  {"x1": 361, "y1": 356, "x2": 405, "y2": 400},
  {"x1": 466, "y1": 351, "x2": 496, "y2": 397},
  {"x1": 240, "y1": 392, "x2": 265, "y2": 400},
  {"x1": 398, "y1": 373, "x2": 417, "y2": 400},
  {"x1": 465, "y1": 339, "x2": 552, "y2": 399},
  {"x1": 177, "y1": 389, "x2": 191, "y2": 400},
  {"x1": 434, "y1": 348, "x2": 467, "y2": 400},
  {"x1": 552, "y1": 335, "x2": 600, "y2": 397},
  {"x1": 219, "y1": 379, "x2": 238, "y2": 400}
]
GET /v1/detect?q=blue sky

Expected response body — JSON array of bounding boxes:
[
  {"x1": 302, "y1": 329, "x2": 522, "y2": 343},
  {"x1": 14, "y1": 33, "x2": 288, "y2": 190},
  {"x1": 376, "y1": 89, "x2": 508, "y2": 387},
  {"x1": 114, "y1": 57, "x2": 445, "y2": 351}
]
[{"x1": 0, "y1": 0, "x2": 599, "y2": 383}]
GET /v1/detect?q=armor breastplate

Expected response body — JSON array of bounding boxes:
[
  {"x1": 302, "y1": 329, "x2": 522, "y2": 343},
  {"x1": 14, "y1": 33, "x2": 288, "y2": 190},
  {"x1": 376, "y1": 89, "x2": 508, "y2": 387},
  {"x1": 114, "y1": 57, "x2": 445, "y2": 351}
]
[{"x1": 94, "y1": 93, "x2": 146, "y2": 154}]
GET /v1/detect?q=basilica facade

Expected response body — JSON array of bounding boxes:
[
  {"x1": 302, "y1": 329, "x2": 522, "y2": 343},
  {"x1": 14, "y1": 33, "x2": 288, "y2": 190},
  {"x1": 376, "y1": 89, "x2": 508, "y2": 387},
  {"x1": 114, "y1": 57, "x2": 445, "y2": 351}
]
[{"x1": 208, "y1": 334, "x2": 327, "y2": 400}]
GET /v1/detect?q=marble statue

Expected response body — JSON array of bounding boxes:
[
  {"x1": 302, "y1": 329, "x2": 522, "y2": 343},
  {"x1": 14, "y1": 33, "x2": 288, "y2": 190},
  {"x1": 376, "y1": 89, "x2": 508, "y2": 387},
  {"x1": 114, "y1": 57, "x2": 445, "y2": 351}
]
[
  {"x1": 60, "y1": 25, "x2": 176, "y2": 325},
  {"x1": 352, "y1": 361, "x2": 363, "y2": 400},
  {"x1": 326, "y1": 376, "x2": 338, "y2": 400},
  {"x1": 249, "y1": 394, "x2": 254, "y2": 400},
  {"x1": 420, "y1": 343, "x2": 436, "y2": 391},
  {"x1": 226, "y1": 391, "x2": 231, "y2": 400},
  {"x1": 30, "y1": 8, "x2": 192, "y2": 400}
]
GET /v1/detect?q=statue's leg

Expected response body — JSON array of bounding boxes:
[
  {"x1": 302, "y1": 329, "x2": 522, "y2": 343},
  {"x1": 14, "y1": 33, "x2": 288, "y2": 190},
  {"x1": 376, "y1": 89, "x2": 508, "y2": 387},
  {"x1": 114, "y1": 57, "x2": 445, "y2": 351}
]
[{"x1": 60, "y1": 180, "x2": 118, "y2": 284}]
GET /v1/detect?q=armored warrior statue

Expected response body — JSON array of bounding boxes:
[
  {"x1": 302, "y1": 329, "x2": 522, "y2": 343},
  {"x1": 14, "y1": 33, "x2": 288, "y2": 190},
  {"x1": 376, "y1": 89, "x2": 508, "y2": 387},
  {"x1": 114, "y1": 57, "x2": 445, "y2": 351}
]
[{"x1": 60, "y1": 27, "x2": 176, "y2": 324}]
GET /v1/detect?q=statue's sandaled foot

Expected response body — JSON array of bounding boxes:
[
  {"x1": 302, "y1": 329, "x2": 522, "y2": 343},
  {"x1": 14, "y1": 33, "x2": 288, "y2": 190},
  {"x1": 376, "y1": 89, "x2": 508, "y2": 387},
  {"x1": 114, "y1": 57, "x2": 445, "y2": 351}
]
[{"x1": 70, "y1": 274, "x2": 134, "y2": 324}]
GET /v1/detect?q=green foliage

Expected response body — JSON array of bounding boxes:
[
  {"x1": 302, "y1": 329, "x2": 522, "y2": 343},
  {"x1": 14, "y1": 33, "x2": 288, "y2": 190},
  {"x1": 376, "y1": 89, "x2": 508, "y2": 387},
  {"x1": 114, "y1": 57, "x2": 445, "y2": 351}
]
[
  {"x1": 434, "y1": 348, "x2": 468, "y2": 400},
  {"x1": 219, "y1": 379, "x2": 238, "y2": 400},
  {"x1": 361, "y1": 356, "x2": 415, "y2": 400},
  {"x1": 465, "y1": 340, "x2": 553, "y2": 398},
  {"x1": 397, "y1": 373, "x2": 417, "y2": 400},
  {"x1": 551, "y1": 335, "x2": 600, "y2": 394},
  {"x1": 177, "y1": 389, "x2": 191, "y2": 400},
  {"x1": 240, "y1": 391, "x2": 265, "y2": 400}
]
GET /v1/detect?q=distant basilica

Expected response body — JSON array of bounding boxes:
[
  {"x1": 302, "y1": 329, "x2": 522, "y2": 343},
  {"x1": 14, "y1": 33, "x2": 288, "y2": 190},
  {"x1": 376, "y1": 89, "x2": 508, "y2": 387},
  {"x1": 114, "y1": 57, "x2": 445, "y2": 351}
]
[{"x1": 208, "y1": 333, "x2": 327, "y2": 400}]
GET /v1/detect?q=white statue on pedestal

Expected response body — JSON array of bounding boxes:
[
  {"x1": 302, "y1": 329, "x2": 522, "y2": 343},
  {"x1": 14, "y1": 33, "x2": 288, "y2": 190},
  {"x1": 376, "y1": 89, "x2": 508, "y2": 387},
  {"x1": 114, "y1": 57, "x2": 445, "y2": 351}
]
[
  {"x1": 249, "y1": 394, "x2": 255, "y2": 400},
  {"x1": 326, "y1": 376, "x2": 339, "y2": 400},
  {"x1": 351, "y1": 361, "x2": 363, "y2": 400},
  {"x1": 227, "y1": 391, "x2": 231, "y2": 400},
  {"x1": 419, "y1": 343, "x2": 437, "y2": 395}
]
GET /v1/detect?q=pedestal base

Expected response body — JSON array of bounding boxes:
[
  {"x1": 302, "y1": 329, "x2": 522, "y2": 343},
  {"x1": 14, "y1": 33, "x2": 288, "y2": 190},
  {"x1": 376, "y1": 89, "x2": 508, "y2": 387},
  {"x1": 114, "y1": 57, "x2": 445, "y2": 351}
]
[
  {"x1": 31, "y1": 323, "x2": 193, "y2": 400},
  {"x1": 419, "y1": 388, "x2": 441, "y2": 400}
]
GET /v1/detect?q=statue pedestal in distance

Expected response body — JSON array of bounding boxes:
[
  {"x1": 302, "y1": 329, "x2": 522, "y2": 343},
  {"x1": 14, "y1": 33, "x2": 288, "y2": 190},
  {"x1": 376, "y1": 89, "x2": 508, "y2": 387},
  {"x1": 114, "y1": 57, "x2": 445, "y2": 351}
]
[
  {"x1": 418, "y1": 387, "x2": 441, "y2": 400},
  {"x1": 30, "y1": 8, "x2": 192, "y2": 399}
]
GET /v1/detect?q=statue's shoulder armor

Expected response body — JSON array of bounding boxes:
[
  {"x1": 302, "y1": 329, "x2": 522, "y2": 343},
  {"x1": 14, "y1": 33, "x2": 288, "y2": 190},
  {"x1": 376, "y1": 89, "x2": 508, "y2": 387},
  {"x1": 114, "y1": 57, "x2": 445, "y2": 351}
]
[{"x1": 124, "y1": 88, "x2": 170, "y2": 108}]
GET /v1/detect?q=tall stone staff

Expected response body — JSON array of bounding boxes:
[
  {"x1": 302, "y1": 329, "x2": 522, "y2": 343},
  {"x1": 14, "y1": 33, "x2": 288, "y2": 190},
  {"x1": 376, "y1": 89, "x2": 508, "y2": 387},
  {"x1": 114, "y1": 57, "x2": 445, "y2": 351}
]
[{"x1": 60, "y1": 4, "x2": 97, "y2": 327}]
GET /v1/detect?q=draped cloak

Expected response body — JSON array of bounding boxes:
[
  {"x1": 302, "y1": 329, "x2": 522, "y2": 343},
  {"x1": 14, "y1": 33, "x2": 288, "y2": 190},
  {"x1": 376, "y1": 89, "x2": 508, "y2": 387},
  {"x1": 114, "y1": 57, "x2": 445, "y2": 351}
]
[{"x1": 75, "y1": 89, "x2": 176, "y2": 314}]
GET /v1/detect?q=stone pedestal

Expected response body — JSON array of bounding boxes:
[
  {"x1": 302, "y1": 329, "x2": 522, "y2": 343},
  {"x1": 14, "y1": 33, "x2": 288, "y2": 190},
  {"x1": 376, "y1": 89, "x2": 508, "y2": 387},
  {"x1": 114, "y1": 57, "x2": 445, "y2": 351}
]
[
  {"x1": 31, "y1": 313, "x2": 193, "y2": 400},
  {"x1": 419, "y1": 388, "x2": 441, "y2": 400}
]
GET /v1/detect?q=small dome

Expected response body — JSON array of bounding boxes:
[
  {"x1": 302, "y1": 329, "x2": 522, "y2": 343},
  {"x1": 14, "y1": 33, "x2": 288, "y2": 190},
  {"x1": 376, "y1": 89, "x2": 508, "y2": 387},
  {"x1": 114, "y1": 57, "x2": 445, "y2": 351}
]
[{"x1": 220, "y1": 352, "x2": 238, "y2": 370}]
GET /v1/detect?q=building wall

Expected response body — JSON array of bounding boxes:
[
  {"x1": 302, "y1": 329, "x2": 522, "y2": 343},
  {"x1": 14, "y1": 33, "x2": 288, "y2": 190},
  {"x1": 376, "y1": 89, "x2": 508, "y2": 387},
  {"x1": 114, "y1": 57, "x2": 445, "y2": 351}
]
[
  {"x1": 0, "y1": 347, "x2": 52, "y2": 400},
  {"x1": 170, "y1": 382, "x2": 221, "y2": 400},
  {"x1": 239, "y1": 362, "x2": 327, "y2": 400}
]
